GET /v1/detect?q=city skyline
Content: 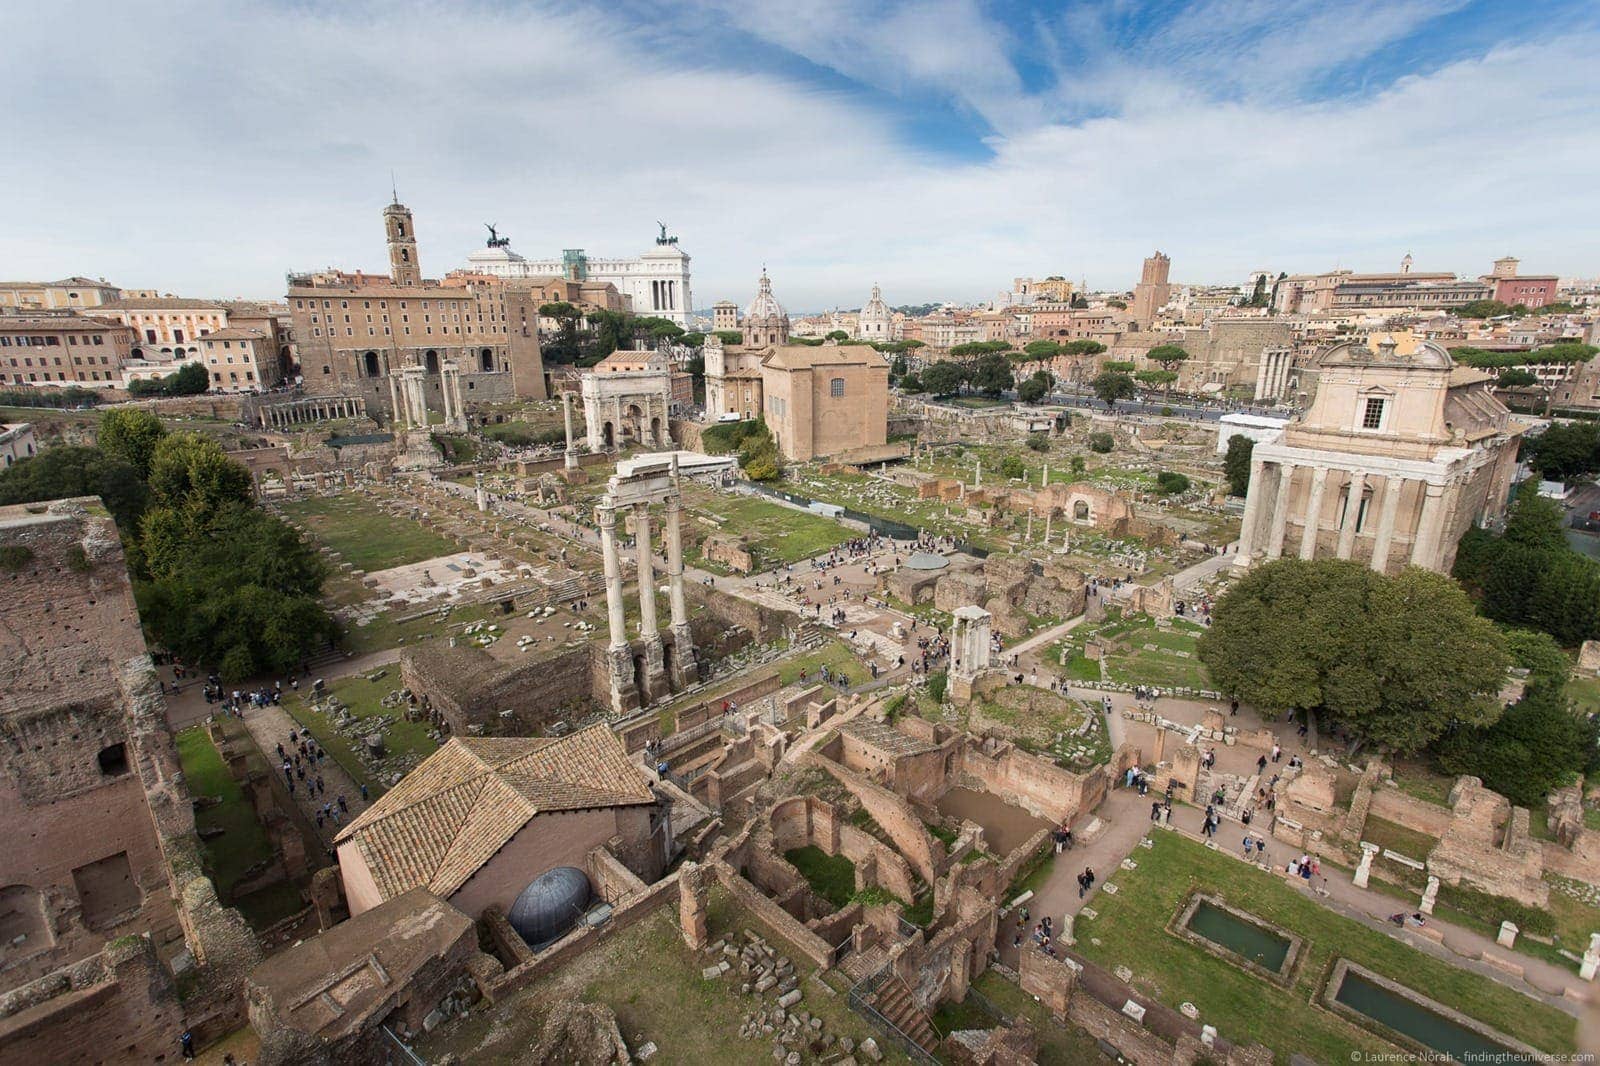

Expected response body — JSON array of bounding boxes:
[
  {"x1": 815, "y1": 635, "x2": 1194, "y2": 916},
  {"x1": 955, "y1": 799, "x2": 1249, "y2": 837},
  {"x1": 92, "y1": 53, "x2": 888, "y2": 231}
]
[{"x1": 2, "y1": 0, "x2": 1597, "y2": 308}]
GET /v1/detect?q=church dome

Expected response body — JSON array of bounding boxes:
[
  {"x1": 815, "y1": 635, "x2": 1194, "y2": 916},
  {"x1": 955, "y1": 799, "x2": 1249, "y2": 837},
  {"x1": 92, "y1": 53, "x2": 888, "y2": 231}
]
[
  {"x1": 507, "y1": 866, "x2": 591, "y2": 948},
  {"x1": 747, "y1": 270, "x2": 786, "y2": 321}
]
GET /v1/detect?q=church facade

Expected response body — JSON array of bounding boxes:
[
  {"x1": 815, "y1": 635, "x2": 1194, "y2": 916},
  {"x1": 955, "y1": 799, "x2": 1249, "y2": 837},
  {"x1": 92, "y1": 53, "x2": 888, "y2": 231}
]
[{"x1": 1233, "y1": 339, "x2": 1522, "y2": 576}]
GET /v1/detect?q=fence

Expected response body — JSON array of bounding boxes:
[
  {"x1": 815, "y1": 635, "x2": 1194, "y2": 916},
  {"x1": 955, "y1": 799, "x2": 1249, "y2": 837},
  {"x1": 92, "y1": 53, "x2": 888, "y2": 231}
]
[{"x1": 845, "y1": 965, "x2": 941, "y2": 1066}]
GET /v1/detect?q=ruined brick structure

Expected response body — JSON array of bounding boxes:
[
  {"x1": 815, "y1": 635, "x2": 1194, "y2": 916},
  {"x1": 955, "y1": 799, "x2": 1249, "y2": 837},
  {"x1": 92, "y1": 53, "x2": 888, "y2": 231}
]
[{"x1": 0, "y1": 498, "x2": 259, "y2": 1062}]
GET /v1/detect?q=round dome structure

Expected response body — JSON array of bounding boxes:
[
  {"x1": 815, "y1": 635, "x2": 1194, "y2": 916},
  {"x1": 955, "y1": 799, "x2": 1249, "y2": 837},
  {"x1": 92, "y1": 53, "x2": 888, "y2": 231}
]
[
  {"x1": 744, "y1": 270, "x2": 790, "y2": 347},
  {"x1": 903, "y1": 551, "x2": 948, "y2": 571},
  {"x1": 507, "y1": 866, "x2": 591, "y2": 948}
]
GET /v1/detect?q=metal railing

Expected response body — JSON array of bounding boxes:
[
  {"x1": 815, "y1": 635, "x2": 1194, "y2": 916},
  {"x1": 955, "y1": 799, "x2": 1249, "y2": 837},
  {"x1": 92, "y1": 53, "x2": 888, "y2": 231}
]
[{"x1": 845, "y1": 965, "x2": 940, "y2": 1066}]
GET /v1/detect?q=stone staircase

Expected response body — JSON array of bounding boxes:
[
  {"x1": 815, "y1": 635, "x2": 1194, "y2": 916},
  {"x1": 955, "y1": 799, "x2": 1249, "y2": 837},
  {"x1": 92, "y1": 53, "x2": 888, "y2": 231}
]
[
  {"x1": 837, "y1": 944, "x2": 889, "y2": 985},
  {"x1": 869, "y1": 975, "x2": 938, "y2": 1054}
]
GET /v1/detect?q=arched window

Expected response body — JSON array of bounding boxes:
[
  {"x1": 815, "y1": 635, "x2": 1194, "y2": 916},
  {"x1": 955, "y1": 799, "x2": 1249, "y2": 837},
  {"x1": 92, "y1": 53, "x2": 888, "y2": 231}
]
[
  {"x1": 830, "y1": 378, "x2": 845, "y2": 398},
  {"x1": 363, "y1": 351, "x2": 379, "y2": 377},
  {"x1": 480, "y1": 347, "x2": 493, "y2": 372},
  {"x1": 424, "y1": 350, "x2": 439, "y2": 373}
]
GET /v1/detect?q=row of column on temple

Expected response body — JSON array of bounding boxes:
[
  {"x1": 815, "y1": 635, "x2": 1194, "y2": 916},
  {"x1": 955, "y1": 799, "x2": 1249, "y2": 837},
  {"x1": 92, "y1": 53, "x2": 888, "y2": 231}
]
[
  {"x1": 260, "y1": 398, "x2": 363, "y2": 428},
  {"x1": 596, "y1": 484, "x2": 695, "y2": 713},
  {"x1": 1235, "y1": 458, "x2": 1458, "y2": 573},
  {"x1": 388, "y1": 363, "x2": 466, "y2": 433}
]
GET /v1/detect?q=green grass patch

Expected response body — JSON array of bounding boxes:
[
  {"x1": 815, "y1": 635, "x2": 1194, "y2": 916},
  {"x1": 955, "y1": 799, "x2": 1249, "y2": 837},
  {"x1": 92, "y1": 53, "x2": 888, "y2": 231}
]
[
  {"x1": 931, "y1": 995, "x2": 996, "y2": 1035},
  {"x1": 784, "y1": 845, "x2": 856, "y2": 909},
  {"x1": 277, "y1": 493, "x2": 461, "y2": 572},
  {"x1": 175, "y1": 727, "x2": 304, "y2": 928},
  {"x1": 1360, "y1": 816, "x2": 1437, "y2": 863},
  {"x1": 283, "y1": 671, "x2": 439, "y2": 796},
  {"x1": 1073, "y1": 831, "x2": 1576, "y2": 1059},
  {"x1": 902, "y1": 894, "x2": 935, "y2": 928},
  {"x1": 1563, "y1": 674, "x2": 1600, "y2": 716},
  {"x1": 1386, "y1": 761, "x2": 1455, "y2": 807},
  {"x1": 685, "y1": 489, "x2": 853, "y2": 569}
]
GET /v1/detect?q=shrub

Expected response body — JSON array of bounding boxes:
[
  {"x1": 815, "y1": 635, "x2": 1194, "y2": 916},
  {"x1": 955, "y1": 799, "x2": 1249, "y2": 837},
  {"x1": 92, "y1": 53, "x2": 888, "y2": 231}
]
[
  {"x1": 925, "y1": 670, "x2": 948, "y2": 703},
  {"x1": 1088, "y1": 432, "x2": 1114, "y2": 453},
  {"x1": 1000, "y1": 455, "x2": 1025, "y2": 479},
  {"x1": 1155, "y1": 471, "x2": 1190, "y2": 495},
  {"x1": 1025, "y1": 433, "x2": 1049, "y2": 452},
  {"x1": 0, "y1": 545, "x2": 33, "y2": 570}
]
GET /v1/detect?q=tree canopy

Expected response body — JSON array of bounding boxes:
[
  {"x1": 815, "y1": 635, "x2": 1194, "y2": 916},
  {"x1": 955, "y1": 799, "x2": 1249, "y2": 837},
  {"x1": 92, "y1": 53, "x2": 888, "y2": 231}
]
[
  {"x1": 1090, "y1": 371, "x2": 1135, "y2": 409},
  {"x1": 1017, "y1": 370, "x2": 1052, "y2": 404},
  {"x1": 1197, "y1": 559, "x2": 1509, "y2": 753},
  {"x1": 0, "y1": 445, "x2": 147, "y2": 530},
  {"x1": 922, "y1": 361, "x2": 965, "y2": 398},
  {"x1": 1223, "y1": 434, "x2": 1255, "y2": 497},
  {"x1": 97, "y1": 409, "x2": 167, "y2": 479},
  {"x1": 1525, "y1": 421, "x2": 1600, "y2": 479},
  {"x1": 127, "y1": 361, "x2": 209, "y2": 398},
  {"x1": 969, "y1": 352, "x2": 1014, "y2": 398}
]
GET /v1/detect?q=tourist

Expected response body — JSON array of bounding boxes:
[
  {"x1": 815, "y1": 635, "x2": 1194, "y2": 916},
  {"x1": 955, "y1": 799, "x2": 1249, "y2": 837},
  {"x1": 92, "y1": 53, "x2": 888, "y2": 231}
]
[
  {"x1": 1256, "y1": 754, "x2": 1268, "y2": 773},
  {"x1": 1150, "y1": 800, "x2": 1163, "y2": 823},
  {"x1": 180, "y1": 1030, "x2": 195, "y2": 1060},
  {"x1": 1271, "y1": 743, "x2": 1282, "y2": 763},
  {"x1": 1242, "y1": 837, "x2": 1253, "y2": 858}
]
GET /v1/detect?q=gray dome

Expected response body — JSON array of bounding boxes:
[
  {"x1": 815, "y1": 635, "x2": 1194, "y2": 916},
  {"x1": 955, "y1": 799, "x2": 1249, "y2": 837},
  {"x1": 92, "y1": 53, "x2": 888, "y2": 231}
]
[
  {"x1": 904, "y1": 552, "x2": 948, "y2": 571},
  {"x1": 507, "y1": 866, "x2": 591, "y2": 948}
]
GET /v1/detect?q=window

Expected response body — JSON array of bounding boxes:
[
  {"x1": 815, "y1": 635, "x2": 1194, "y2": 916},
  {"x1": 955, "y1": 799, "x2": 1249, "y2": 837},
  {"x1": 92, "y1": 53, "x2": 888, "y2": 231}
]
[
  {"x1": 1361, "y1": 397, "x2": 1385, "y2": 429},
  {"x1": 830, "y1": 377, "x2": 845, "y2": 398}
]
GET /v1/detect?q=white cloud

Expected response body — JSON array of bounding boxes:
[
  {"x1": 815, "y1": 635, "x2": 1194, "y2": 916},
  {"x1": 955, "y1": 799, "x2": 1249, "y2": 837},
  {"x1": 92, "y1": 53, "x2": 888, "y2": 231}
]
[{"x1": 0, "y1": 1, "x2": 1595, "y2": 310}]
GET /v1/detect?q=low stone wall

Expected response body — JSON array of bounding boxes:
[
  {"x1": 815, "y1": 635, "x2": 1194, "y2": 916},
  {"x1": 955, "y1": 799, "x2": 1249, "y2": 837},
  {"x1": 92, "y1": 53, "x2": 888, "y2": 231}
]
[
  {"x1": 958, "y1": 738, "x2": 1094, "y2": 825},
  {"x1": 1368, "y1": 787, "x2": 1453, "y2": 839},
  {"x1": 810, "y1": 753, "x2": 944, "y2": 884}
]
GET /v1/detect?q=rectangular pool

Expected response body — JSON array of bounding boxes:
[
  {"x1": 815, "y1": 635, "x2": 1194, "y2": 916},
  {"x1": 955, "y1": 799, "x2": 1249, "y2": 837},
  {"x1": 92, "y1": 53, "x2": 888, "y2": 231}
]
[
  {"x1": 1185, "y1": 899, "x2": 1292, "y2": 973},
  {"x1": 1332, "y1": 968, "x2": 1522, "y2": 1063}
]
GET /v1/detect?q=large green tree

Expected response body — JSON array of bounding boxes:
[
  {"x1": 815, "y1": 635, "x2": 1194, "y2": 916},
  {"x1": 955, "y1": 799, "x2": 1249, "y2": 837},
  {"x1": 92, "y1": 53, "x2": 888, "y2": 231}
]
[
  {"x1": 969, "y1": 352, "x2": 1014, "y2": 398},
  {"x1": 1223, "y1": 434, "x2": 1255, "y2": 497},
  {"x1": 1197, "y1": 559, "x2": 1508, "y2": 753},
  {"x1": 922, "y1": 361, "x2": 966, "y2": 398},
  {"x1": 1090, "y1": 370, "x2": 1135, "y2": 409},
  {"x1": 1436, "y1": 684, "x2": 1597, "y2": 805},
  {"x1": 97, "y1": 409, "x2": 167, "y2": 479},
  {"x1": 0, "y1": 446, "x2": 147, "y2": 530},
  {"x1": 1455, "y1": 483, "x2": 1600, "y2": 645}
]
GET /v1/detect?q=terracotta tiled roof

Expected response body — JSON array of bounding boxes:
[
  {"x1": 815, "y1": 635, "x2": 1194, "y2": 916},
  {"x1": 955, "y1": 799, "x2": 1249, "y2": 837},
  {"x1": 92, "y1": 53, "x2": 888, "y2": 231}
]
[{"x1": 336, "y1": 726, "x2": 654, "y2": 901}]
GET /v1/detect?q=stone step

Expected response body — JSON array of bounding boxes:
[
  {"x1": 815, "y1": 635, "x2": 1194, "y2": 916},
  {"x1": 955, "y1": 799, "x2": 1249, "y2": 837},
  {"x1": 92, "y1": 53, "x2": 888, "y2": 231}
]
[{"x1": 870, "y1": 976, "x2": 938, "y2": 1052}]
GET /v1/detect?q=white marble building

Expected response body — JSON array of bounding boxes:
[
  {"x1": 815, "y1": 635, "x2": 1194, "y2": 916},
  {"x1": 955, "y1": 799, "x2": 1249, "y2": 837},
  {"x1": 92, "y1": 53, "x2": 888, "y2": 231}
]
[
  {"x1": 463, "y1": 230, "x2": 694, "y2": 327},
  {"x1": 857, "y1": 284, "x2": 895, "y2": 341}
]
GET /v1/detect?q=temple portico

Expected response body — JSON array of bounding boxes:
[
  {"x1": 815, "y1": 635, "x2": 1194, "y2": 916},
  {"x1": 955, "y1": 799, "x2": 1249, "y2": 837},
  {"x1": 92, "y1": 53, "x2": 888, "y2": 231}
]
[
  {"x1": 257, "y1": 395, "x2": 366, "y2": 429},
  {"x1": 949, "y1": 604, "x2": 993, "y2": 702},
  {"x1": 596, "y1": 454, "x2": 697, "y2": 713}
]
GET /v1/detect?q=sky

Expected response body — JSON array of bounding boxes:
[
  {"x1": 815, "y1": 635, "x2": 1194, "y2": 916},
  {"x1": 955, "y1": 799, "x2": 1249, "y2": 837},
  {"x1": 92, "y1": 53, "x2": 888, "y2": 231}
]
[{"x1": 2, "y1": 0, "x2": 1597, "y2": 312}]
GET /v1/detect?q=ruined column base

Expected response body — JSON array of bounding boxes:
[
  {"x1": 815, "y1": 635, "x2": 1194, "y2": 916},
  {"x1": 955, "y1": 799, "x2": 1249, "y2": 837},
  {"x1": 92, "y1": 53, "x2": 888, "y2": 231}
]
[
  {"x1": 606, "y1": 644, "x2": 641, "y2": 715},
  {"x1": 668, "y1": 624, "x2": 699, "y2": 690},
  {"x1": 640, "y1": 635, "x2": 669, "y2": 704},
  {"x1": 949, "y1": 672, "x2": 976, "y2": 702}
]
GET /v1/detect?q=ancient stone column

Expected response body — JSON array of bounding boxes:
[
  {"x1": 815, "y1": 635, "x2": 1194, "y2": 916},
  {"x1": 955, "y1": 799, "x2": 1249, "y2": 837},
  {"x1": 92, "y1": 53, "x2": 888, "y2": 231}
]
[
  {"x1": 1233, "y1": 455, "x2": 1269, "y2": 568},
  {"x1": 1353, "y1": 841, "x2": 1379, "y2": 888},
  {"x1": 664, "y1": 490, "x2": 695, "y2": 687},
  {"x1": 1266, "y1": 462, "x2": 1295, "y2": 559},
  {"x1": 1336, "y1": 471, "x2": 1366, "y2": 560},
  {"x1": 1298, "y1": 466, "x2": 1329, "y2": 560},
  {"x1": 1580, "y1": 933, "x2": 1600, "y2": 981},
  {"x1": 1370, "y1": 476, "x2": 1403, "y2": 574},
  {"x1": 474, "y1": 472, "x2": 488, "y2": 512},
  {"x1": 1410, "y1": 481, "x2": 1446, "y2": 568},
  {"x1": 1420, "y1": 875, "x2": 1439, "y2": 915},
  {"x1": 597, "y1": 502, "x2": 639, "y2": 713},
  {"x1": 635, "y1": 503, "x2": 667, "y2": 698},
  {"x1": 563, "y1": 393, "x2": 579, "y2": 470}
]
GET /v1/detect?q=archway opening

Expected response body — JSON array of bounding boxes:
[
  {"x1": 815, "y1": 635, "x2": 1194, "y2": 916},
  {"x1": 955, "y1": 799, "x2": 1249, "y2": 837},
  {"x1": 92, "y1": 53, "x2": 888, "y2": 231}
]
[
  {"x1": 363, "y1": 351, "x2": 379, "y2": 377},
  {"x1": 1073, "y1": 500, "x2": 1090, "y2": 521},
  {"x1": 480, "y1": 348, "x2": 494, "y2": 372},
  {"x1": 603, "y1": 421, "x2": 615, "y2": 448},
  {"x1": 424, "y1": 350, "x2": 440, "y2": 373}
]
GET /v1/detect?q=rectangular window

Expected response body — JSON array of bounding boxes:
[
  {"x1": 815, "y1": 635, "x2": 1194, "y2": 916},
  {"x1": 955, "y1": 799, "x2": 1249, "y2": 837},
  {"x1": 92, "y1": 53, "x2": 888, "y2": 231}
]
[{"x1": 1361, "y1": 398, "x2": 1385, "y2": 429}]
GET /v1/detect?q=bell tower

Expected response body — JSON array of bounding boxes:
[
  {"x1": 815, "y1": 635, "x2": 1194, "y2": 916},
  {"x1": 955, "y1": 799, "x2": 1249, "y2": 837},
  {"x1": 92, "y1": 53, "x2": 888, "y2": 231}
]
[{"x1": 384, "y1": 196, "x2": 420, "y2": 286}]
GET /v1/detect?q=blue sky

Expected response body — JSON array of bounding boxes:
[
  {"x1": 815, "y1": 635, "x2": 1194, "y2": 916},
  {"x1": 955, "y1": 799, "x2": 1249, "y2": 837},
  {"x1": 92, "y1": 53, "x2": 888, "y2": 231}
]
[{"x1": 1, "y1": 0, "x2": 1597, "y2": 311}]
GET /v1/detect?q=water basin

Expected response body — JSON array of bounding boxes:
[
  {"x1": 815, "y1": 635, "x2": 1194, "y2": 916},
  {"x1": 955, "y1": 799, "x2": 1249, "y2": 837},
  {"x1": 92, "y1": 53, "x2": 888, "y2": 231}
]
[
  {"x1": 1184, "y1": 899, "x2": 1291, "y2": 973},
  {"x1": 1330, "y1": 965, "x2": 1525, "y2": 1063}
]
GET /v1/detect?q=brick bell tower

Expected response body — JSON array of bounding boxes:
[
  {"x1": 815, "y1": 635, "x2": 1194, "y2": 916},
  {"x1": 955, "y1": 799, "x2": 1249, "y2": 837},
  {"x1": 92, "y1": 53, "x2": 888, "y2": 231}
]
[{"x1": 384, "y1": 193, "x2": 420, "y2": 286}]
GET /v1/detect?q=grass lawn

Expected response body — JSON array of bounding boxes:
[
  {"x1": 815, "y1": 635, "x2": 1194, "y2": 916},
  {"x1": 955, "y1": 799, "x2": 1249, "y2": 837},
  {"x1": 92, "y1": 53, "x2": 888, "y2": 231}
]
[
  {"x1": 1074, "y1": 831, "x2": 1577, "y2": 1060},
  {"x1": 1386, "y1": 760, "x2": 1455, "y2": 807},
  {"x1": 175, "y1": 726, "x2": 304, "y2": 928},
  {"x1": 283, "y1": 671, "x2": 438, "y2": 796},
  {"x1": 1564, "y1": 674, "x2": 1600, "y2": 716},
  {"x1": 415, "y1": 887, "x2": 909, "y2": 1065},
  {"x1": 277, "y1": 493, "x2": 461, "y2": 572},
  {"x1": 339, "y1": 601, "x2": 496, "y2": 656},
  {"x1": 685, "y1": 490, "x2": 854, "y2": 570},
  {"x1": 1069, "y1": 614, "x2": 1211, "y2": 690},
  {"x1": 784, "y1": 845, "x2": 856, "y2": 909},
  {"x1": 1359, "y1": 816, "x2": 1438, "y2": 863}
]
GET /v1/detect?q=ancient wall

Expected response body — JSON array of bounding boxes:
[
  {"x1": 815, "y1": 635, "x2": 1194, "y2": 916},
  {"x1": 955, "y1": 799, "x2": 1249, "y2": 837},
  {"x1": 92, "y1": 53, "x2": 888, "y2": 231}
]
[
  {"x1": 810, "y1": 754, "x2": 943, "y2": 884},
  {"x1": 402, "y1": 641, "x2": 600, "y2": 736},
  {"x1": 958, "y1": 739, "x2": 1092, "y2": 824},
  {"x1": 0, "y1": 935, "x2": 181, "y2": 1066},
  {"x1": 709, "y1": 862, "x2": 835, "y2": 969},
  {"x1": 1367, "y1": 787, "x2": 1454, "y2": 838}
]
